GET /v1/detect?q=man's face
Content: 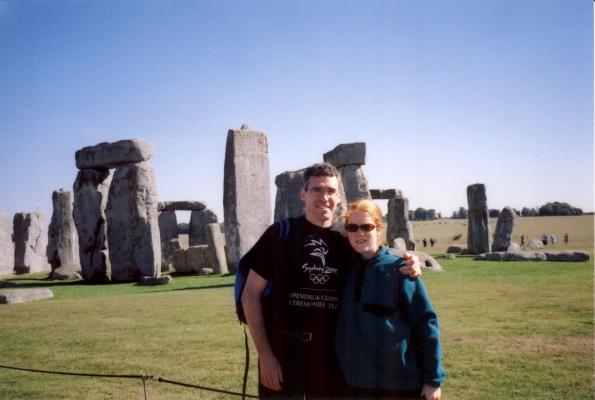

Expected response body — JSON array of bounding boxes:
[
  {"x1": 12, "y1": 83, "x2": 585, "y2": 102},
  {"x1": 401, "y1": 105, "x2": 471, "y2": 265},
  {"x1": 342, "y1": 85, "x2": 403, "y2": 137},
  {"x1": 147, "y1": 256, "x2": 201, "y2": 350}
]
[{"x1": 300, "y1": 175, "x2": 341, "y2": 228}]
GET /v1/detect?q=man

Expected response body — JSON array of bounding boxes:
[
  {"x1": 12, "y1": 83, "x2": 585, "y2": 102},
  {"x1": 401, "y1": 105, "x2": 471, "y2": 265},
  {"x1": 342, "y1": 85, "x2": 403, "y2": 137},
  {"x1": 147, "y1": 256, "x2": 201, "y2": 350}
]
[{"x1": 241, "y1": 163, "x2": 421, "y2": 398}]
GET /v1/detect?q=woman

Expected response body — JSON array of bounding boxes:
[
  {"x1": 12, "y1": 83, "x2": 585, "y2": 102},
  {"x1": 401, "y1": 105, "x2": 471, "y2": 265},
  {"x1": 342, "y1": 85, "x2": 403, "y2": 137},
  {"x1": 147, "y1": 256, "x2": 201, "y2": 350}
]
[{"x1": 335, "y1": 200, "x2": 445, "y2": 400}]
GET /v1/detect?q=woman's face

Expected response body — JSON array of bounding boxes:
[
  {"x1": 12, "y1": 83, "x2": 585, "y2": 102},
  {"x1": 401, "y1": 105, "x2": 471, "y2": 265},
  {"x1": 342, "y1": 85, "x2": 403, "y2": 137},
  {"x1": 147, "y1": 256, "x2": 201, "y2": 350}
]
[{"x1": 346, "y1": 210, "x2": 379, "y2": 260}]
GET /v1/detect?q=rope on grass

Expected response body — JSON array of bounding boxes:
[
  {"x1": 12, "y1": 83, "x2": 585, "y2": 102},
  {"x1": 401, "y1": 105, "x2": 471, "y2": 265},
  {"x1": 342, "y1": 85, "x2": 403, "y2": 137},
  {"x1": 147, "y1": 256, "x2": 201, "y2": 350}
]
[{"x1": 0, "y1": 363, "x2": 258, "y2": 399}]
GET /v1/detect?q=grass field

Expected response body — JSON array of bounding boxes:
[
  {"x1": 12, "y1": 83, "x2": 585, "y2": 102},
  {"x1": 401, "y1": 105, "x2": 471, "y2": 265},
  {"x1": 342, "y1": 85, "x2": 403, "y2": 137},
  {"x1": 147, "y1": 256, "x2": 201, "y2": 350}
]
[{"x1": 0, "y1": 216, "x2": 593, "y2": 399}]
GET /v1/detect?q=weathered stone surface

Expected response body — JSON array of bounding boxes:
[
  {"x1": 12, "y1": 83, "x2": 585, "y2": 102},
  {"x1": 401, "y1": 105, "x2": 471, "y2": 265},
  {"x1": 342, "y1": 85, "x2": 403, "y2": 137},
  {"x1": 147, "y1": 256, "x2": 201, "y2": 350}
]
[
  {"x1": 392, "y1": 238, "x2": 407, "y2": 251},
  {"x1": 467, "y1": 184, "x2": 491, "y2": 254},
  {"x1": 13, "y1": 212, "x2": 49, "y2": 274},
  {"x1": 157, "y1": 201, "x2": 206, "y2": 211},
  {"x1": 544, "y1": 251, "x2": 590, "y2": 262},
  {"x1": 337, "y1": 164, "x2": 371, "y2": 203},
  {"x1": 47, "y1": 189, "x2": 80, "y2": 272},
  {"x1": 446, "y1": 245, "x2": 467, "y2": 254},
  {"x1": 137, "y1": 275, "x2": 172, "y2": 285},
  {"x1": 107, "y1": 162, "x2": 161, "y2": 282},
  {"x1": 507, "y1": 243, "x2": 521, "y2": 252},
  {"x1": 205, "y1": 223, "x2": 228, "y2": 274},
  {"x1": 0, "y1": 213, "x2": 14, "y2": 276},
  {"x1": 49, "y1": 264, "x2": 82, "y2": 280},
  {"x1": 370, "y1": 189, "x2": 402, "y2": 199},
  {"x1": 75, "y1": 139, "x2": 155, "y2": 169},
  {"x1": 223, "y1": 126, "x2": 272, "y2": 271},
  {"x1": 387, "y1": 197, "x2": 415, "y2": 250},
  {"x1": 274, "y1": 169, "x2": 305, "y2": 221},
  {"x1": 158, "y1": 211, "x2": 178, "y2": 271},
  {"x1": 527, "y1": 239, "x2": 544, "y2": 249},
  {"x1": 492, "y1": 207, "x2": 516, "y2": 252},
  {"x1": 73, "y1": 168, "x2": 112, "y2": 282},
  {"x1": 323, "y1": 142, "x2": 366, "y2": 168},
  {"x1": 389, "y1": 249, "x2": 443, "y2": 271},
  {"x1": 189, "y1": 209, "x2": 218, "y2": 246},
  {"x1": 0, "y1": 288, "x2": 53, "y2": 304},
  {"x1": 442, "y1": 253, "x2": 456, "y2": 260},
  {"x1": 173, "y1": 245, "x2": 209, "y2": 273},
  {"x1": 475, "y1": 252, "x2": 547, "y2": 261}
]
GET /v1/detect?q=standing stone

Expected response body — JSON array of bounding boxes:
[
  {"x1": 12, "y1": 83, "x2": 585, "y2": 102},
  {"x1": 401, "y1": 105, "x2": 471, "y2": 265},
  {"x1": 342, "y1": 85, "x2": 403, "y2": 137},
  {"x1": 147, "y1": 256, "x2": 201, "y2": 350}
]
[
  {"x1": 75, "y1": 139, "x2": 155, "y2": 169},
  {"x1": 492, "y1": 207, "x2": 517, "y2": 252},
  {"x1": 189, "y1": 209, "x2": 218, "y2": 246},
  {"x1": 0, "y1": 213, "x2": 14, "y2": 276},
  {"x1": 274, "y1": 169, "x2": 305, "y2": 221},
  {"x1": 47, "y1": 189, "x2": 80, "y2": 271},
  {"x1": 158, "y1": 211, "x2": 178, "y2": 271},
  {"x1": 467, "y1": 184, "x2": 491, "y2": 254},
  {"x1": 387, "y1": 197, "x2": 415, "y2": 250},
  {"x1": 73, "y1": 168, "x2": 112, "y2": 282},
  {"x1": 223, "y1": 125, "x2": 272, "y2": 271},
  {"x1": 205, "y1": 223, "x2": 228, "y2": 274},
  {"x1": 13, "y1": 212, "x2": 49, "y2": 274},
  {"x1": 107, "y1": 161, "x2": 161, "y2": 282},
  {"x1": 323, "y1": 143, "x2": 370, "y2": 203}
]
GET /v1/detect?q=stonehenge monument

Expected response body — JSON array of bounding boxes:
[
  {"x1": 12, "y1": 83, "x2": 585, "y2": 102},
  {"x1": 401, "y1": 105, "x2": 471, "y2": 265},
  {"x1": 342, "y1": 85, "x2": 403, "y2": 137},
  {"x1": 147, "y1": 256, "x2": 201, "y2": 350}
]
[
  {"x1": 274, "y1": 169, "x2": 306, "y2": 221},
  {"x1": 13, "y1": 212, "x2": 50, "y2": 274},
  {"x1": 492, "y1": 206, "x2": 517, "y2": 252},
  {"x1": 0, "y1": 213, "x2": 14, "y2": 276},
  {"x1": 73, "y1": 139, "x2": 161, "y2": 282},
  {"x1": 323, "y1": 142, "x2": 371, "y2": 203},
  {"x1": 47, "y1": 189, "x2": 80, "y2": 271},
  {"x1": 205, "y1": 223, "x2": 228, "y2": 274},
  {"x1": 467, "y1": 183, "x2": 491, "y2": 254},
  {"x1": 189, "y1": 209, "x2": 218, "y2": 246},
  {"x1": 387, "y1": 197, "x2": 415, "y2": 250},
  {"x1": 223, "y1": 124, "x2": 272, "y2": 271}
]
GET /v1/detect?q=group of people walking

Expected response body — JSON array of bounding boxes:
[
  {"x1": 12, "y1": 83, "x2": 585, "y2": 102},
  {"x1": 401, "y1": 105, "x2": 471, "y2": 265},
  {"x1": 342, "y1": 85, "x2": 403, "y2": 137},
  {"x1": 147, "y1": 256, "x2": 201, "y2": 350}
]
[{"x1": 239, "y1": 163, "x2": 444, "y2": 399}]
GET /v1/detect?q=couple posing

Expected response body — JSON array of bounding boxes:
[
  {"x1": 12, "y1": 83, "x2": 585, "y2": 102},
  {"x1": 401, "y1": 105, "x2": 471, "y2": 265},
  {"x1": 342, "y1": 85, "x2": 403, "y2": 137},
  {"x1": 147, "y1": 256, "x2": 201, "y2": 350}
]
[{"x1": 241, "y1": 163, "x2": 444, "y2": 400}]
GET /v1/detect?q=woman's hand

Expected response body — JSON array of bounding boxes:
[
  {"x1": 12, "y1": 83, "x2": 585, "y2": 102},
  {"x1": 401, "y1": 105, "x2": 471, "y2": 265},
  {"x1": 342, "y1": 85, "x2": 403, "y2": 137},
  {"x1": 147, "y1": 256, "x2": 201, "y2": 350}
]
[
  {"x1": 421, "y1": 384, "x2": 441, "y2": 400},
  {"x1": 399, "y1": 252, "x2": 422, "y2": 278}
]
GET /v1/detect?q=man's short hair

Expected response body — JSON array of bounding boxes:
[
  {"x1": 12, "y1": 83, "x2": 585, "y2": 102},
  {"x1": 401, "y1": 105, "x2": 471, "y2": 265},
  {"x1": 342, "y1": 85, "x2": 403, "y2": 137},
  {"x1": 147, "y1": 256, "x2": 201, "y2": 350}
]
[{"x1": 303, "y1": 163, "x2": 341, "y2": 190}]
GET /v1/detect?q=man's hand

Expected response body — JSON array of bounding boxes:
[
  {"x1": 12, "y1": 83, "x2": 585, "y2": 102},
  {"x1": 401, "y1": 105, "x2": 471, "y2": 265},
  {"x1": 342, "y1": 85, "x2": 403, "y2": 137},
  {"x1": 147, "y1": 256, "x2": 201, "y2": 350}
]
[
  {"x1": 421, "y1": 384, "x2": 441, "y2": 400},
  {"x1": 259, "y1": 352, "x2": 284, "y2": 391},
  {"x1": 399, "y1": 252, "x2": 421, "y2": 278}
]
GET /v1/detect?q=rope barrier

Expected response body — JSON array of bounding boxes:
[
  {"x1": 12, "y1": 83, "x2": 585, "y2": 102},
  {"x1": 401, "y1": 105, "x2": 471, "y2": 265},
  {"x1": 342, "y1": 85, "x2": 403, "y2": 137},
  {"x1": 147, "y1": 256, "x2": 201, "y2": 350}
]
[{"x1": 0, "y1": 363, "x2": 258, "y2": 399}]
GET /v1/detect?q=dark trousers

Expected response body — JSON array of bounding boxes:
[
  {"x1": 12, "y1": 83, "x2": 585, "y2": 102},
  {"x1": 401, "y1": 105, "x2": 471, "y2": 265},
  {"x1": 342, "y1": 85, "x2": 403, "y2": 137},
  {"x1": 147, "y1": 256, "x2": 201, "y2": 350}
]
[
  {"x1": 258, "y1": 334, "x2": 346, "y2": 399},
  {"x1": 346, "y1": 386, "x2": 421, "y2": 399}
]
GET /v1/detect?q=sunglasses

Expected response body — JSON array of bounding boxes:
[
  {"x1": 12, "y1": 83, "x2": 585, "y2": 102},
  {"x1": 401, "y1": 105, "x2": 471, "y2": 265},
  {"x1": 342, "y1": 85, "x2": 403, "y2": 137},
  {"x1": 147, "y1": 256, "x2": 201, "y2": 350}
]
[{"x1": 345, "y1": 223, "x2": 376, "y2": 233}]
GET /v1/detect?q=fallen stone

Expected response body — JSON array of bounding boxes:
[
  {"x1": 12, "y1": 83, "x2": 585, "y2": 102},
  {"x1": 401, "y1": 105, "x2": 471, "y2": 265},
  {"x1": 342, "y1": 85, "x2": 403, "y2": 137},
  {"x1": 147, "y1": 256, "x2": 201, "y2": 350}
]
[
  {"x1": 49, "y1": 264, "x2": 82, "y2": 280},
  {"x1": 0, "y1": 288, "x2": 53, "y2": 304},
  {"x1": 446, "y1": 245, "x2": 467, "y2": 254},
  {"x1": 475, "y1": 252, "x2": 547, "y2": 261},
  {"x1": 527, "y1": 239, "x2": 544, "y2": 249},
  {"x1": 390, "y1": 249, "x2": 443, "y2": 271},
  {"x1": 157, "y1": 201, "x2": 206, "y2": 211},
  {"x1": 544, "y1": 251, "x2": 590, "y2": 262},
  {"x1": 173, "y1": 245, "x2": 209, "y2": 274},
  {"x1": 507, "y1": 243, "x2": 521, "y2": 252},
  {"x1": 369, "y1": 189, "x2": 402, "y2": 199},
  {"x1": 323, "y1": 142, "x2": 366, "y2": 167},
  {"x1": 137, "y1": 275, "x2": 172, "y2": 286},
  {"x1": 442, "y1": 253, "x2": 456, "y2": 260},
  {"x1": 75, "y1": 139, "x2": 155, "y2": 169}
]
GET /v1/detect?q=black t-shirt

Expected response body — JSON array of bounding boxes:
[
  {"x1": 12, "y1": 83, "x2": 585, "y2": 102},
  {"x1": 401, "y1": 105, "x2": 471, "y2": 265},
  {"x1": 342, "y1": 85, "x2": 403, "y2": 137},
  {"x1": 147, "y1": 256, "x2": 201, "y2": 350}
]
[{"x1": 251, "y1": 216, "x2": 353, "y2": 335}]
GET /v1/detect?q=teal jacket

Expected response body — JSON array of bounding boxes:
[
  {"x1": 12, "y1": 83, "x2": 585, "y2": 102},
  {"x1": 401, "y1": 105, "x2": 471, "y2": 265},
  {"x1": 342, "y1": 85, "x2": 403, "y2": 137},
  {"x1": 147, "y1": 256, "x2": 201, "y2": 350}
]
[{"x1": 335, "y1": 246, "x2": 445, "y2": 391}]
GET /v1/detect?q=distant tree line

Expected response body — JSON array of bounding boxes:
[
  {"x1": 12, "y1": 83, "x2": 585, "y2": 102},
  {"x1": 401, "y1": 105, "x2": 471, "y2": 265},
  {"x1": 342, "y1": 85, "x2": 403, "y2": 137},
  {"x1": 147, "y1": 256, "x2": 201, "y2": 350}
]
[
  {"x1": 449, "y1": 202, "x2": 583, "y2": 219},
  {"x1": 408, "y1": 207, "x2": 442, "y2": 221}
]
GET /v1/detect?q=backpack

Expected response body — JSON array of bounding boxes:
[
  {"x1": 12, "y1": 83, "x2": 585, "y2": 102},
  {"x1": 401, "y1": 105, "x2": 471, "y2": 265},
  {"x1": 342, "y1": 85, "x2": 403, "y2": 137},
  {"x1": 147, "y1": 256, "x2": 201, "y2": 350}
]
[
  {"x1": 233, "y1": 218, "x2": 292, "y2": 399},
  {"x1": 234, "y1": 218, "x2": 292, "y2": 323}
]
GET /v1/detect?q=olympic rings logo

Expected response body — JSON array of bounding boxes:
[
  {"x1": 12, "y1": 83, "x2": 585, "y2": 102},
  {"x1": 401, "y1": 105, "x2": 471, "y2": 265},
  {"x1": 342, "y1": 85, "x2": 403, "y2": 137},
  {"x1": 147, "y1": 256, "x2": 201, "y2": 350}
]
[{"x1": 310, "y1": 274, "x2": 330, "y2": 285}]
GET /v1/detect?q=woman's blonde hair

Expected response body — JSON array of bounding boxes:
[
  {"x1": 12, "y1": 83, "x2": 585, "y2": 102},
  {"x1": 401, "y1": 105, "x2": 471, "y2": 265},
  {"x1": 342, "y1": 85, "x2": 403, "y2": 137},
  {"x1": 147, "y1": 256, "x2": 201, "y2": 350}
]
[{"x1": 343, "y1": 199, "x2": 384, "y2": 233}]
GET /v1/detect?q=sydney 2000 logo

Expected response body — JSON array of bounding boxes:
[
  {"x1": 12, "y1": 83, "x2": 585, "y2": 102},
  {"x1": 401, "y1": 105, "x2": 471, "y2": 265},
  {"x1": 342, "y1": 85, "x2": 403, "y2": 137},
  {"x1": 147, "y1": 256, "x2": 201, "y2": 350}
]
[{"x1": 301, "y1": 238, "x2": 338, "y2": 285}]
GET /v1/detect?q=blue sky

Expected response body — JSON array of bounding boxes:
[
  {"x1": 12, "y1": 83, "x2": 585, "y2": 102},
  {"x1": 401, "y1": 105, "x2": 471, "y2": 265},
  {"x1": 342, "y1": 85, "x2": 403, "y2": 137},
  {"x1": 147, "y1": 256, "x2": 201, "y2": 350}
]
[{"x1": 0, "y1": 0, "x2": 592, "y2": 223}]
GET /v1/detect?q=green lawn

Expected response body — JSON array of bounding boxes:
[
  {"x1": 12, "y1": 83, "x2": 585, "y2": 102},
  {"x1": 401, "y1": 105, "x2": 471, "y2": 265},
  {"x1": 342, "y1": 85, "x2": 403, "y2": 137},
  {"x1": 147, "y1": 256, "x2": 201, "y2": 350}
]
[{"x1": 0, "y1": 255, "x2": 593, "y2": 399}]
